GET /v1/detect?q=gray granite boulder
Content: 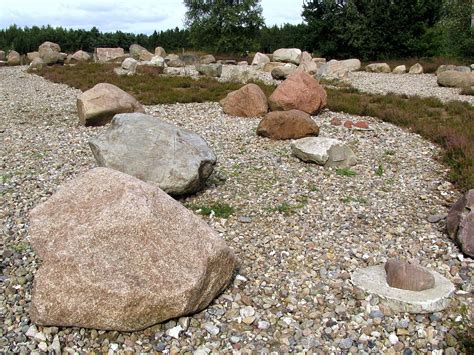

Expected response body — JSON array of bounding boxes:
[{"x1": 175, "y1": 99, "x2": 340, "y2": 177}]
[
  {"x1": 291, "y1": 137, "x2": 357, "y2": 168},
  {"x1": 196, "y1": 63, "x2": 222, "y2": 77},
  {"x1": 447, "y1": 190, "x2": 474, "y2": 257},
  {"x1": 89, "y1": 113, "x2": 217, "y2": 196}
]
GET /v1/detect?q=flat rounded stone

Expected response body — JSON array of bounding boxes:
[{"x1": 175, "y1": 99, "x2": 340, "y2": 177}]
[{"x1": 351, "y1": 265, "x2": 455, "y2": 313}]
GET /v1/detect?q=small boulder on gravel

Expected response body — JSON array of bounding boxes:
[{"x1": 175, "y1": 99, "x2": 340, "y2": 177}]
[
  {"x1": 77, "y1": 83, "x2": 145, "y2": 126},
  {"x1": 271, "y1": 63, "x2": 297, "y2": 79},
  {"x1": 38, "y1": 41, "x2": 61, "y2": 64},
  {"x1": 29, "y1": 167, "x2": 237, "y2": 331},
  {"x1": 392, "y1": 65, "x2": 406, "y2": 74},
  {"x1": 195, "y1": 63, "x2": 222, "y2": 77},
  {"x1": 409, "y1": 63, "x2": 423, "y2": 74},
  {"x1": 365, "y1": 63, "x2": 391, "y2": 73},
  {"x1": 269, "y1": 71, "x2": 327, "y2": 114},
  {"x1": 220, "y1": 83, "x2": 268, "y2": 117},
  {"x1": 89, "y1": 113, "x2": 217, "y2": 196},
  {"x1": 291, "y1": 137, "x2": 357, "y2": 168},
  {"x1": 437, "y1": 71, "x2": 474, "y2": 88},
  {"x1": 385, "y1": 260, "x2": 435, "y2": 291},
  {"x1": 273, "y1": 48, "x2": 302, "y2": 65},
  {"x1": 251, "y1": 52, "x2": 270, "y2": 68},
  {"x1": 256, "y1": 110, "x2": 319, "y2": 140},
  {"x1": 7, "y1": 50, "x2": 21, "y2": 66},
  {"x1": 447, "y1": 190, "x2": 474, "y2": 257},
  {"x1": 200, "y1": 54, "x2": 216, "y2": 64}
]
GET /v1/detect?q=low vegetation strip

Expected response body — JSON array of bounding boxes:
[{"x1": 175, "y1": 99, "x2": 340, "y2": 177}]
[{"x1": 34, "y1": 64, "x2": 474, "y2": 191}]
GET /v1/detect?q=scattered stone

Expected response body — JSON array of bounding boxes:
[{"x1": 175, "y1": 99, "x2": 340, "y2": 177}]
[
  {"x1": 427, "y1": 214, "x2": 446, "y2": 223},
  {"x1": 291, "y1": 137, "x2": 357, "y2": 168},
  {"x1": 352, "y1": 264, "x2": 455, "y2": 313},
  {"x1": 200, "y1": 54, "x2": 216, "y2": 64},
  {"x1": 436, "y1": 65, "x2": 471, "y2": 75},
  {"x1": 256, "y1": 110, "x2": 320, "y2": 140},
  {"x1": 204, "y1": 323, "x2": 220, "y2": 336},
  {"x1": 89, "y1": 113, "x2": 216, "y2": 195},
  {"x1": 339, "y1": 338, "x2": 353, "y2": 349},
  {"x1": 38, "y1": 41, "x2": 61, "y2": 64},
  {"x1": 331, "y1": 117, "x2": 342, "y2": 126},
  {"x1": 70, "y1": 50, "x2": 91, "y2": 63},
  {"x1": 447, "y1": 190, "x2": 474, "y2": 257},
  {"x1": 155, "y1": 46, "x2": 167, "y2": 57},
  {"x1": 251, "y1": 52, "x2": 270, "y2": 68},
  {"x1": 77, "y1": 83, "x2": 145, "y2": 126},
  {"x1": 365, "y1": 63, "x2": 391, "y2": 73},
  {"x1": 343, "y1": 120, "x2": 353, "y2": 129},
  {"x1": 268, "y1": 71, "x2": 327, "y2": 114},
  {"x1": 220, "y1": 83, "x2": 268, "y2": 117},
  {"x1": 195, "y1": 63, "x2": 222, "y2": 77},
  {"x1": 409, "y1": 63, "x2": 423, "y2": 74},
  {"x1": 273, "y1": 48, "x2": 302, "y2": 65},
  {"x1": 94, "y1": 47, "x2": 125, "y2": 63},
  {"x1": 166, "y1": 325, "x2": 183, "y2": 339},
  {"x1": 437, "y1": 71, "x2": 474, "y2": 88},
  {"x1": 385, "y1": 259, "x2": 435, "y2": 291},
  {"x1": 354, "y1": 121, "x2": 369, "y2": 129},
  {"x1": 29, "y1": 168, "x2": 237, "y2": 331},
  {"x1": 271, "y1": 63, "x2": 297, "y2": 79},
  {"x1": 393, "y1": 65, "x2": 406, "y2": 74},
  {"x1": 7, "y1": 50, "x2": 21, "y2": 66}
]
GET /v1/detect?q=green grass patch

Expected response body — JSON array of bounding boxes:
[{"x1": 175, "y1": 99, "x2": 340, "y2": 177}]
[
  {"x1": 375, "y1": 164, "x2": 385, "y2": 176},
  {"x1": 327, "y1": 88, "x2": 474, "y2": 191},
  {"x1": 34, "y1": 63, "x2": 275, "y2": 105},
  {"x1": 336, "y1": 167, "x2": 357, "y2": 177},
  {"x1": 187, "y1": 202, "x2": 235, "y2": 219}
]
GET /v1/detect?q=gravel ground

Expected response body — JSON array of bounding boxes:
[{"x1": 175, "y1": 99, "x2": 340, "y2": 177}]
[
  {"x1": 2, "y1": 66, "x2": 473, "y2": 353},
  {"x1": 350, "y1": 72, "x2": 474, "y2": 105}
]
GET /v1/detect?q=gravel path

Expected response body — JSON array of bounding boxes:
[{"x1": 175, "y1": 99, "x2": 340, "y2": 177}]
[
  {"x1": 2, "y1": 66, "x2": 473, "y2": 353},
  {"x1": 350, "y1": 72, "x2": 474, "y2": 105}
]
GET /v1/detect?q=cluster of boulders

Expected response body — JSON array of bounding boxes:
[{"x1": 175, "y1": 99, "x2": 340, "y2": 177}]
[
  {"x1": 220, "y1": 69, "x2": 357, "y2": 168},
  {"x1": 364, "y1": 62, "x2": 424, "y2": 74}
]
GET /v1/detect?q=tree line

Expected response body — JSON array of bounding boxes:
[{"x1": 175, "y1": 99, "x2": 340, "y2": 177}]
[{"x1": 0, "y1": 0, "x2": 472, "y2": 60}]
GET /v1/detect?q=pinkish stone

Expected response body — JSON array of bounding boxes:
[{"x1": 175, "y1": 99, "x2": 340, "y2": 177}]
[
  {"x1": 343, "y1": 120, "x2": 353, "y2": 129},
  {"x1": 354, "y1": 121, "x2": 369, "y2": 129},
  {"x1": 331, "y1": 117, "x2": 342, "y2": 126}
]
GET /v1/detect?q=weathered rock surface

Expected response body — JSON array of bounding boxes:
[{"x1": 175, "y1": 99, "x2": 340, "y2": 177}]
[
  {"x1": 77, "y1": 83, "x2": 145, "y2": 126},
  {"x1": 365, "y1": 63, "x2": 391, "y2": 73},
  {"x1": 409, "y1": 63, "x2": 423, "y2": 74},
  {"x1": 316, "y1": 60, "x2": 352, "y2": 82},
  {"x1": 291, "y1": 137, "x2": 357, "y2": 168},
  {"x1": 196, "y1": 63, "x2": 222, "y2": 77},
  {"x1": 89, "y1": 113, "x2": 217, "y2": 195},
  {"x1": 221, "y1": 83, "x2": 268, "y2": 117},
  {"x1": 385, "y1": 260, "x2": 435, "y2": 291},
  {"x1": 29, "y1": 58, "x2": 45, "y2": 70},
  {"x1": 256, "y1": 110, "x2": 319, "y2": 140},
  {"x1": 38, "y1": 41, "x2": 61, "y2": 64},
  {"x1": 155, "y1": 46, "x2": 167, "y2": 57},
  {"x1": 271, "y1": 63, "x2": 297, "y2": 79},
  {"x1": 447, "y1": 190, "x2": 474, "y2": 257},
  {"x1": 251, "y1": 52, "x2": 270, "y2": 68},
  {"x1": 437, "y1": 71, "x2": 474, "y2": 88},
  {"x1": 27, "y1": 51, "x2": 40, "y2": 63},
  {"x1": 436, "y1": 65, "x2": 471, "y2": 75},
  {"x1": 200, "y1": 54, "x2": 216, "y2": 64},
  {"x1": 130, "y1": 44, "x2": 153, "y2": 61},
  {"x1": 7, "y1": 50, "x2": 21, "y2": 66},
  {"x1": 269, "y1": 71, "x2": 327, "y2": 114},
  {"x1": 29, "y1": 167, "x2": 237, "y2": 331},
  {"x1": 273, "y1": 48, "x2": 302, "y2": 65},
  {"x1": 94, "y1": 48, "x2": 125, "y2": 63},
  {"x1": 392, "y1": 65, "x2": 406, "y2": 74},
  {"x1": 115, "y1": 58, "x2": 138, "y2": 76},
  {"x1": 263, "y1": 62, "x2": 285, "y2": 73},
  {"x1": 71, "y1": 50, "x2": 91, "y2": 63}
]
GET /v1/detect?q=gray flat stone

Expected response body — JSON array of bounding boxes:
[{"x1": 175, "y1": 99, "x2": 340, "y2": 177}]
[{"x1": 351, "y1": 265, "x2": 455, "y2": 313}]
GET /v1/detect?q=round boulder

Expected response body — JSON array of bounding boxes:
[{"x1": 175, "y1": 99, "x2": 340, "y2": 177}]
[
  {"x1": 38, "y1": 41, "x2": 61, "y2": 64},
  {"x1": 269, "y1": 71, "x2": 327, "y2": 114},
  {"x1": 220, "y1": 83, "x2": 268, "y2": 117},
  {"x1": 256, "y1": 110, "x2": 319, "y2": 140}
]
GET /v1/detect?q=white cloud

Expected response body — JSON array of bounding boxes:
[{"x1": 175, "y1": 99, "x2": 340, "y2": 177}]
[{"x1": 0, "y1": 0, "x2": 304, "y2": 34}]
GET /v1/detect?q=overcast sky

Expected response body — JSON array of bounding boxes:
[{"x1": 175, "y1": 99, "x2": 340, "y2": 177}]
[{"x1": 0, "y1": 0, "x2": 305, "y2": 34}]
